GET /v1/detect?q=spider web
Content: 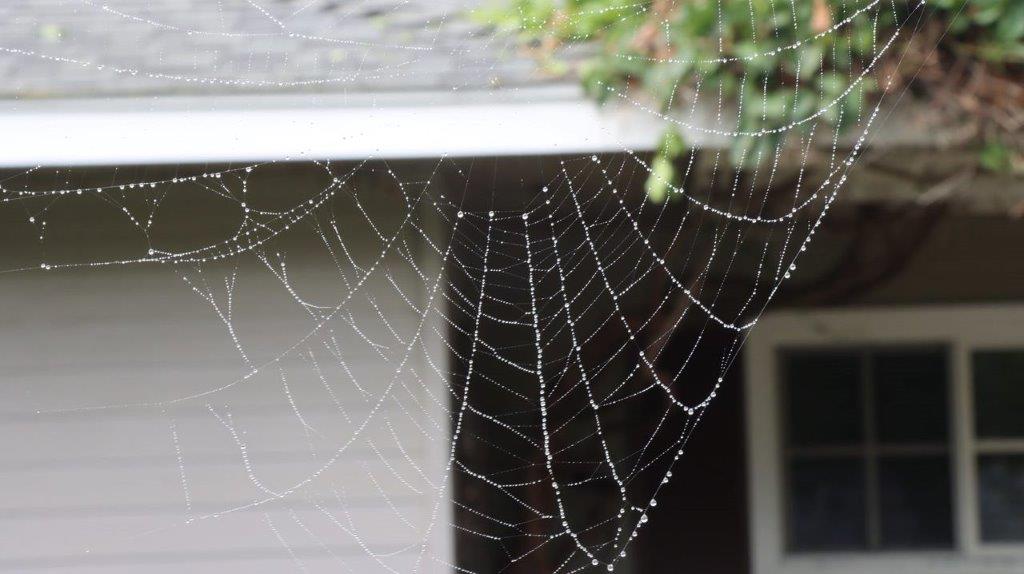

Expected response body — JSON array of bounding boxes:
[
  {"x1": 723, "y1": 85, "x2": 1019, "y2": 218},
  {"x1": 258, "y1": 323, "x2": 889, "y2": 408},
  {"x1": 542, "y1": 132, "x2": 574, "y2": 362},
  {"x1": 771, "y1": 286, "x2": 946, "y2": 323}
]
[{"x1": 0, "y1": 0, "x2": 924, "y2": 572}]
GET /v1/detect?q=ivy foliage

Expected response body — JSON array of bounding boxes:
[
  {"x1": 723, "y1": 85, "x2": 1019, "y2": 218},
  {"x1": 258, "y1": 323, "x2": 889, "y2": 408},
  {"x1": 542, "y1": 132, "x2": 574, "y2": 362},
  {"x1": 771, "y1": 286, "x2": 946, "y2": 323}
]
[{"x1": 480, "y1": 0, "x2": 1024, "y2": 200}]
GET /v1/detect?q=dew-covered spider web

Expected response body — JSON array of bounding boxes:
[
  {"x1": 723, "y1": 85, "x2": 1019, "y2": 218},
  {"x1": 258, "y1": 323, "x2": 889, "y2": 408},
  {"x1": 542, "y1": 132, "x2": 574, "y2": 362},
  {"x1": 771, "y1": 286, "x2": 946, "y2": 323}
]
[{"x1": 0, "y1": 0, "x2": 926, "y2": 572}]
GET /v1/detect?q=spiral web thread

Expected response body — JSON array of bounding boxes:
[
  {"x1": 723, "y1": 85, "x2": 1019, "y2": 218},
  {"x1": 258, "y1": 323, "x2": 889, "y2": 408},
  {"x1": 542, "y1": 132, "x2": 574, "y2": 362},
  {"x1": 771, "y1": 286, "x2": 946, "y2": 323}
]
[{"x1": 0, "y1": 0, "x2": 925, "y2": 572}]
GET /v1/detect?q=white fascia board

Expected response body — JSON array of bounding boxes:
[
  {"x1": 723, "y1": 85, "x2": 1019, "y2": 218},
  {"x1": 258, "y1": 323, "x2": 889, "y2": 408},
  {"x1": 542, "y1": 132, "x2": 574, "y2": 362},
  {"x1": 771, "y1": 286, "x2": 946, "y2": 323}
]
[
  {"x1": 0, "y1": 87, "x2": 960, "y2": 169},
  {"x1": 0, "y1": 91, "x2": 684, "y2": 168}
]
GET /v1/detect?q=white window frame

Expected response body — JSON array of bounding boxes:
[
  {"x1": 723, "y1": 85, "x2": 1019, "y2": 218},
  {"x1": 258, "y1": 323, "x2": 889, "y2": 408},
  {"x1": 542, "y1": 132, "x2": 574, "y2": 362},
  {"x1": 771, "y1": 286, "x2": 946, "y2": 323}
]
[{"x1": 745, "y1": 304, "x2": 1024, "y2": 574}]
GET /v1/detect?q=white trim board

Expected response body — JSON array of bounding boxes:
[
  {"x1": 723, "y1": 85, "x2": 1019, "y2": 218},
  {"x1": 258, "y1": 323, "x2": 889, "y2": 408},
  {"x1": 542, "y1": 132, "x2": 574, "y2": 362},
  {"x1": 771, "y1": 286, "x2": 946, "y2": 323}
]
[
  {"x1": 745, "y1": 305, "x2": 1024, "y2": 574},
  {"x1": 0, "y1": 95, "x2": 678, "y2": 168},
  {"x1": 0, "y1": 89, "x2": 957, "y2": 168}
]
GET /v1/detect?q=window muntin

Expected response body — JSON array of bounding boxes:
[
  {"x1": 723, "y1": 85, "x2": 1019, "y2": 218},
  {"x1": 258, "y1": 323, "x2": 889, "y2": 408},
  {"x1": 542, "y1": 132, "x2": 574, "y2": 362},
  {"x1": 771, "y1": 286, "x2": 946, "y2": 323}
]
[{"x1": 782, "y1": 348, "x2": 954, "y2": 552}]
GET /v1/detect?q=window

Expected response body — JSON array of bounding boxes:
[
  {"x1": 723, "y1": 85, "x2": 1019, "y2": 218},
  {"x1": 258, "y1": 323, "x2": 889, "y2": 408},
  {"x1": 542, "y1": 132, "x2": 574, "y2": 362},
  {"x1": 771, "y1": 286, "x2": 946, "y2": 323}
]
[
  {"x1": 781, "y1": 348, "x2": 953, "y2": 552},
  {"x1": 747, "y1": 306, "x2": 1024, "y2": 574},
  {"x1": 973, "y1": 350, "x2": 1024, "y2": 543}
]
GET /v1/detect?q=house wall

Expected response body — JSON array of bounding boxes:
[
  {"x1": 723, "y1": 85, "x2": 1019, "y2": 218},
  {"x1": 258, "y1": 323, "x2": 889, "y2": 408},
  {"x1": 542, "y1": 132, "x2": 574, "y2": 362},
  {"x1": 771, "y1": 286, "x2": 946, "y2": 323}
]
[
  {"x1": 442, "y1": 156, "x2": 1024, "y2": 574},
  {"x1": 789, "y1": 212, "x2": 1024, "y2": 306},
  {"x1": 0, "y1": 163, "x2": 453, "y2": 573},
  {"x1": 4, "y1": 155, "x2": 1013, "y2": 574},
  {"x1": 744, "y1": 209, "x2": 1024, "y2": 574}
]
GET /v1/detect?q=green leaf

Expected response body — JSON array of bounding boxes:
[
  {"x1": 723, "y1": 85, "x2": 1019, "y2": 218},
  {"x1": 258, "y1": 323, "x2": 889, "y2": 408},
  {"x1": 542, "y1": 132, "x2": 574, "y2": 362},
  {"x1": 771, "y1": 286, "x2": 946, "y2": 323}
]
[
  {"x1": 645, "y1": 154, "x2": 675, "y2": 203},
  {"x1": 487, "y1": 0, "x2": 1020, "y2": 171},
  {"x1": 659, "y1": 128, "x2": 688, "y2": 158},
  {"x1": 995, "y1": 0, "x2": 1024, "y2": 41},
  {"x1": 797, "y1": 43, "x2": 825, "y2": 80},
  {"x1": 980, "y1": 140, "x2": 1013, "y2": 172}
]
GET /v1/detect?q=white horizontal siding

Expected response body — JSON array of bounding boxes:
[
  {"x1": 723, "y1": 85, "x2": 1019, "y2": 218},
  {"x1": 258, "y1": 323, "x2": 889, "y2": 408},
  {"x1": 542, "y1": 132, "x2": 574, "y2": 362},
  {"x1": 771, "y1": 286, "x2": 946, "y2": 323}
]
[{"x1": 0, "y1": 200, "x2": 452, "y2": 572}]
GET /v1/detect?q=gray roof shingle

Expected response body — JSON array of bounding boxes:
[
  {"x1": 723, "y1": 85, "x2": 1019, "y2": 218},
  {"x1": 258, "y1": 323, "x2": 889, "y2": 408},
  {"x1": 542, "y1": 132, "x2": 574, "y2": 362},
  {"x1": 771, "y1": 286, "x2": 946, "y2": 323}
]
[{"x1": 0, "y1": 0, "x2": 578, "y2": 99}]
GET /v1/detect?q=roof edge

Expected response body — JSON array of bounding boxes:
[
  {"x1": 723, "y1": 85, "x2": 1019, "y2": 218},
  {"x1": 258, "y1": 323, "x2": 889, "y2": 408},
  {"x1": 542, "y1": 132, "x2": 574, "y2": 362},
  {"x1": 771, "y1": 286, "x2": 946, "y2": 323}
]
[
  {"x1": 0, "y1": 89, "x2": 967, "y2": 169},
  {"x1": 0, "y1": 90, "x2": 668, "y2": 168}
]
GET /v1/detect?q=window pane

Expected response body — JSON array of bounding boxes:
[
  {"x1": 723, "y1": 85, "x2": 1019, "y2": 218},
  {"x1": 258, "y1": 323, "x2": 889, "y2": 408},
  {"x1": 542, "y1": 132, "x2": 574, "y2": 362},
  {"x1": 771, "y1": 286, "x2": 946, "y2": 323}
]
[
  {"x1": 973, "y1": 350, "x2": 1024, "y2": 438},
  {"x1": 788, "y1": 458, "x2": 867, "y2": 551},
  {"x1": 978, "y1": 454, "x2": 1024, "y2": 542},
  {"x1": 873, "y1": 349, "x2": 949, "y2": 444},
  {"x1": 878, "y1": 456, "x2": 953, "y2": 548},
  {"x1": 784, "y1": 352, "x2": 863, "y2": 447}
]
